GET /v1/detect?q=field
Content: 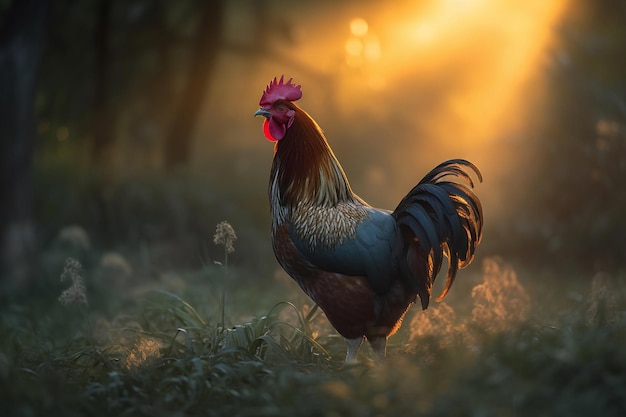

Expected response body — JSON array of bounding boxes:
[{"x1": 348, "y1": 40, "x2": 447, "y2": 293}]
[{"x1": 2, "y1": 236, "x2": 625, "y2": 416}]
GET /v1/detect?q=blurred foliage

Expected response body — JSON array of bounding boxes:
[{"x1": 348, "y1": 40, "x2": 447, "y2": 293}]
[{"x1": 511, "y1": 0, "x2": 626, "y2": 268}]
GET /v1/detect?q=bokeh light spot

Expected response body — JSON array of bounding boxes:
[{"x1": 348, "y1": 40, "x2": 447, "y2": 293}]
[
  {"x1": 345, "y1": 37, "x2": 364, "y2": 56},
  {"x1": 350, "y1": 18, "x2": 369, "y2": 37}
]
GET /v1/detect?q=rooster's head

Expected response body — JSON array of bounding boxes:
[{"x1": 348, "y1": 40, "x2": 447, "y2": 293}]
[{"x1": 254, "y1": 76, "x2": 302, "y2": 142}]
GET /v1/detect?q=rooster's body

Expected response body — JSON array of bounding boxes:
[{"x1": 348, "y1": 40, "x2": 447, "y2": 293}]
[{"x1": 255, "y1": 76, "x2": 483, "y2": 362}]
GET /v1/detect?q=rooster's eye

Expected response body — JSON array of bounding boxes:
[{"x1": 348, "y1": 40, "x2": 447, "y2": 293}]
[{"x1": 277, "y1": 104, "x2": 287, "y2": 112}]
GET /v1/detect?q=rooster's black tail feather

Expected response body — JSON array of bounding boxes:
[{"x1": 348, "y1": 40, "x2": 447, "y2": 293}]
[{"x1": 392, "y1": 159, "x2": 483, "y2": 309}]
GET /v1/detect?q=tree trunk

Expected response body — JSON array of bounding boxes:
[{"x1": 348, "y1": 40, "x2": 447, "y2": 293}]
[
  {"x1": 91, "y1": 0, "x2": 114, "y2": 164},
  {"x1": 0, "y1": 0, "x2": 51, "y2": 291},
  {"x1": 164, "y1": 0, "x2": 223, "y2": 169}
]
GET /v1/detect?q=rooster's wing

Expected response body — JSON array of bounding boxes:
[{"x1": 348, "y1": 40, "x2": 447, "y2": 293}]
[{"x1": 289, "y1": 207, "x2": 399, "y2": 295}]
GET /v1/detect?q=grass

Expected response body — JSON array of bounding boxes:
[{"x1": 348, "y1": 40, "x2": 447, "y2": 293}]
[
  {"x1": 6, "y1": 159, "x2": 626, "y2": 415},
  {"x1": 2, "y1": 253, "x2": 626, "y2": 417}
]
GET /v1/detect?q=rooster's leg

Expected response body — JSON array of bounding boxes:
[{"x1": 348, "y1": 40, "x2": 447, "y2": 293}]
[
  {"x1": 344, "y1": 337, "x2": 364, "y2": 364},
  {"x1": 368, "y1": 336, "x2": 387, "y2": 362}
]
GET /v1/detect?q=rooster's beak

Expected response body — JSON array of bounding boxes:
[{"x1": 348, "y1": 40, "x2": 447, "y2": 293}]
[{"x1": 254, "y1": 108, "x2": 272, "y2": 118}]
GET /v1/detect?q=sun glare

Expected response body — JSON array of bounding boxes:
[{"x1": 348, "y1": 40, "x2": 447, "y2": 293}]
[
  {"x1": 400, "y1": 0, "x2": 564, "y2": 125},
  {"x1": 376, "y1": 0, "x2": 567, "y2": 144}
]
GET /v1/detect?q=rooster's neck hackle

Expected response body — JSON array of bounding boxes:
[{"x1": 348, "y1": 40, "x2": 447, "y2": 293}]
[{"x1": 270, "y1": 105, "x2": 360, "y2": 216}]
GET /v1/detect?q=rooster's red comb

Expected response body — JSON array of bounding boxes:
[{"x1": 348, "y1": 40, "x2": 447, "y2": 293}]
[{"x1": 259, "y1": 75, "x2": 302, "y2": 107}]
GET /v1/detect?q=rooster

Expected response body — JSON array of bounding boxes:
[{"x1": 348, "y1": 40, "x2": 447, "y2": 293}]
[{"x1": 254, "y1": 76, "x2": 483, "y2": 363}]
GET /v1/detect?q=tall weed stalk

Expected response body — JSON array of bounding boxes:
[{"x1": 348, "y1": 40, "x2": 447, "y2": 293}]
[{"x1": 213, "y1": 221, "x2": 237, "y2": 330}]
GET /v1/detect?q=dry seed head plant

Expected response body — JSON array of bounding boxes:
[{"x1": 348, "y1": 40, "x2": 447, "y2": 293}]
[
  {"x1": 57, "y1": 225, "x2": 91, "y2": 251},
  {"x1": 408, "y1": 302, "x2": 458, "y2": 350},
  {"x1": 471, "y1": 257, "x2": 529, "y2": 333},
  {"x1": 94, "y1": 252, "x2": 134, "y2": 291},
  {"x1": 213, "y1": 221, "x2": 237, "y2": 329},
  {"x1": 408, "y1": 256, "x2": 530, "y2": 350},
  {"x1": 213, "y1": 221, "x2": 237, "y2": 254},
  {"x1": 99, "y1": 252, "x2": 133, "y2": 277},
  {"x1": 58, "y1": 257, "x2": 88, "y2": 307}
]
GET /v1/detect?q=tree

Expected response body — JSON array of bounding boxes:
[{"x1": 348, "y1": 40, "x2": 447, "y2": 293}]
[
  {"x1": 164, "y1": 0, "x2": 224, "y2": 169},
  {"x1": 0, "y1": 0, "x2": 51, "y2": 291},
  {"x1": 91, "y1": 0, "x2": 114, "y2": 163}
]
